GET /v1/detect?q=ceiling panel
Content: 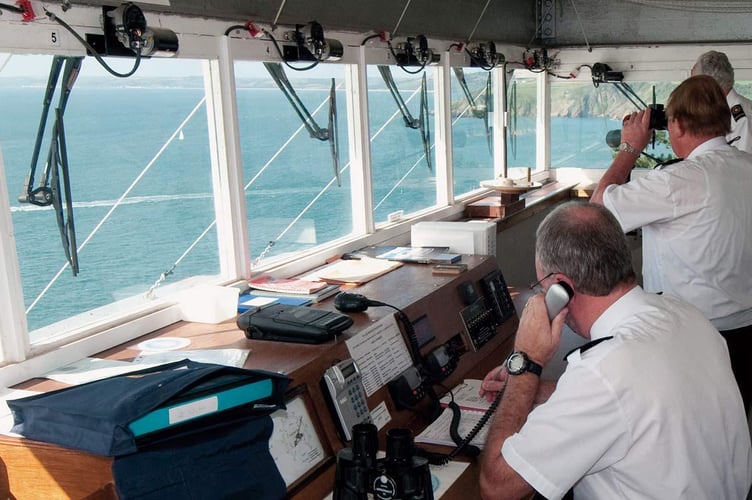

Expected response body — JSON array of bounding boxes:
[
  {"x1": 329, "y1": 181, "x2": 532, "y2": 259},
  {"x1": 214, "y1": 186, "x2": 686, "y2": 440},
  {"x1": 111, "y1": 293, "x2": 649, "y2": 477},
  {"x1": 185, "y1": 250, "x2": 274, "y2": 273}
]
[{"x1": 69, "y1": 0, "x2": 536, "y2": 44}]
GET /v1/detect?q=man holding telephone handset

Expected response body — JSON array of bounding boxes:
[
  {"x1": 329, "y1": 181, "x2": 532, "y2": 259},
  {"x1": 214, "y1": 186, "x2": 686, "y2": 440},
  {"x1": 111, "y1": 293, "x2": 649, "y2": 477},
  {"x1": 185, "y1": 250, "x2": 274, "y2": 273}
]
[{"x1": 477, "y1": 202, "x2": 751, "y2": 500}]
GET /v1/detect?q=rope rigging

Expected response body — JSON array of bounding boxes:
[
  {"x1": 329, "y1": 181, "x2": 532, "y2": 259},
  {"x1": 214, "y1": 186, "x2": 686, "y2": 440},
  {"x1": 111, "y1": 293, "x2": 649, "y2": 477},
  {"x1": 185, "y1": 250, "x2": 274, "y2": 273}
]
[{"x1": 28, "y1": 98, "x2": 207, "y2": 313}]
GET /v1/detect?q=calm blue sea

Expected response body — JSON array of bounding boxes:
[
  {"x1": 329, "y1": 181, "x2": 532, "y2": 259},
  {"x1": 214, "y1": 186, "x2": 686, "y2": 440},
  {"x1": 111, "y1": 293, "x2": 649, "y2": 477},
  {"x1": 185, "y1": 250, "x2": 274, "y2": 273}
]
[{"x1": 1, "y1": 83, "x2": 619, "y2": 331}]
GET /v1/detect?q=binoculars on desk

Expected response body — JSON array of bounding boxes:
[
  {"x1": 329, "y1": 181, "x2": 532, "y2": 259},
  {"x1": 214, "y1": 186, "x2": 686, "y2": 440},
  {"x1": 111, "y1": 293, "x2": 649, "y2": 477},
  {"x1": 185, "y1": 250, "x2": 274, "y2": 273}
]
[{"x1": 333, "y1": 424, "x2": 434, "y2": 500}]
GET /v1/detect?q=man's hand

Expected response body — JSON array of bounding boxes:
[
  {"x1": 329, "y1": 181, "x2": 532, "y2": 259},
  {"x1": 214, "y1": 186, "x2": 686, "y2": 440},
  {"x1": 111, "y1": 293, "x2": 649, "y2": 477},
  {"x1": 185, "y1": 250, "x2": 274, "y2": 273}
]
[
  {"x1": 589, "y1": 106, "x2": 654, "y2": 204},
  {"x1": 621, "y1": 108, "x2": 653, "y2": 153},
  {"x1": 480, "y1": 364, "x2": 508, "y2": 403},
  {"x1": 513, "y1": 293, "x2": 567, "y2": 367}
]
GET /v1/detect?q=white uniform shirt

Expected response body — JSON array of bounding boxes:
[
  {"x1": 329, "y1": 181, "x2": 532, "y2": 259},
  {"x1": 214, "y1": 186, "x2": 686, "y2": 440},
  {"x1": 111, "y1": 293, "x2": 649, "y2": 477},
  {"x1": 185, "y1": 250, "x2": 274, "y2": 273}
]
[
  {"x1": 603, "y1": 137, "x2": 752, "y2": 330},
  {"x1": 727, "y1": 88, "x2": 752, "y2": 154},
  {"x1": 502, "y1": 287, "x2": 752, "y2": 500}
]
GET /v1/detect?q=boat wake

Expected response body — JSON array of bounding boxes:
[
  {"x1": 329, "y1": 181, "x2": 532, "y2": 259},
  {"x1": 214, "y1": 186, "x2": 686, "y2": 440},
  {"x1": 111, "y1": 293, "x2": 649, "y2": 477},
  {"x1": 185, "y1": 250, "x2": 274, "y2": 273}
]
[{"x1": 10, "y1": 193, "x2": 212, "y2": 212}]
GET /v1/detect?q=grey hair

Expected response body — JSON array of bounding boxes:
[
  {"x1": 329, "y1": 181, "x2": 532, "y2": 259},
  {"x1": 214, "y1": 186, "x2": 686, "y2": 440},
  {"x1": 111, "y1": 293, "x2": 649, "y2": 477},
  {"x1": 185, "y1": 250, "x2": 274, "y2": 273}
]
[
  {"x1": 694, "y1": 51, "x2": 734, "y2": 91},
  {"x1": 535, "y1": 201, "x2": 635, "y2": 296}
]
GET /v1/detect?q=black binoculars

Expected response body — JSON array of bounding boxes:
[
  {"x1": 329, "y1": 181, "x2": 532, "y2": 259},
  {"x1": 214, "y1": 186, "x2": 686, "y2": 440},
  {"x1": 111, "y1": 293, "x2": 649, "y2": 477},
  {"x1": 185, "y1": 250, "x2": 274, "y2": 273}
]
[{"x1": 333, "y1": 424, "x2": 434, "y2": 500}]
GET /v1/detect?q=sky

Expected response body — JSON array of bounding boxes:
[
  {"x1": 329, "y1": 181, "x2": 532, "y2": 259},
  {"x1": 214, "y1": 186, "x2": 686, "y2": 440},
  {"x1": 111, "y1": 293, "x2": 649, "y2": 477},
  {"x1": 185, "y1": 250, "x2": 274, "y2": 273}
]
[
  {"x1": 0, "y1": 53, "x2": 204, "y2": 78},
  {"x1": 0, "y1": 53, "x2": 349, "y2": 80}
]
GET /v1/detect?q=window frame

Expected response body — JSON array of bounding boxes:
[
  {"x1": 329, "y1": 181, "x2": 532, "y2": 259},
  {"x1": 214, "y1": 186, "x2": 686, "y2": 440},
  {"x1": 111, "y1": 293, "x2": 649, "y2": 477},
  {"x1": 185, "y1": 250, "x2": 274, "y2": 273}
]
[
  {"x1": 0, "y1": 20, "x2": 471, "y2": 386},
  {"x1": 0, "y1": 55, "x2": 237, "y2": 386}
]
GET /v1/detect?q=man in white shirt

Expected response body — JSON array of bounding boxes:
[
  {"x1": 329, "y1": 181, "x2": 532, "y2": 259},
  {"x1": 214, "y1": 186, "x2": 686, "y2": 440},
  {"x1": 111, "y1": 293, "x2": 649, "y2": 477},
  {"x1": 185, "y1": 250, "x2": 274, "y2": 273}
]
[
  {"x1": 478, "y1": 201, "x2": 751, "y2": 500},
  {"x1": 692, "y1": 50, "x2": 752, "y2": 153},
  {"x1": 591, "y1": 75, "x2": 752, "y2": 414}
]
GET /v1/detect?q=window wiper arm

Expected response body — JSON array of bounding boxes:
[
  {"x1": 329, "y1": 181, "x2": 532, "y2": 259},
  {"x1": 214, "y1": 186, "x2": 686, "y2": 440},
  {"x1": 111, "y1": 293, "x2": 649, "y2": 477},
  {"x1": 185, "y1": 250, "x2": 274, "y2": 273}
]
[
  {"x1": 49, "y1": 106, "x2": 78, "y2": 275},
  {"x1": 20, "y1": 55, "x2": 83, "y2": 275},
  {"x1": 377, "y1": 65, "x2": 432, "y2": 170},
  {"x1": 418, "y1": 72, "x2": 432, "y2": 171},
  {"x1": 327, "y1": 78, "x2": 340, "y2": 185},
  {"x1": 378, "y1": 65, "x2": 420, "y2": 129},
  {"x1": 484, "y1": 71, "x2": 493, "y2": 155},
  {"x1": 21, "y1": 56, "x2": 64, "y2": 206},
  {"x1": 453, "y1": 68, "x2": 493, "y2": 154},
  {"x1": 611, "y1": 81, "x2": 648, "y2": 110},
  {"x1": 453, "y1": 67, "x2": 483, "y2": 118},
  {"x1": 263, "y1": 62, "x2": 341, "y2": 185}
]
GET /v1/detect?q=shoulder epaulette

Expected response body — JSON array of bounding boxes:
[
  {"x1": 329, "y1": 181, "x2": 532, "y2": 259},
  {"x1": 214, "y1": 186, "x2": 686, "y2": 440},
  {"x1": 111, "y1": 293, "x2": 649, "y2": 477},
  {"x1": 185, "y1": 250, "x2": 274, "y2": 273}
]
[
  {"x1": 564, "y1": 335, "x2": 614, "y2": 361},
  {"x1": 731, "y1": 104, "x2": 746, "y2": 122}
]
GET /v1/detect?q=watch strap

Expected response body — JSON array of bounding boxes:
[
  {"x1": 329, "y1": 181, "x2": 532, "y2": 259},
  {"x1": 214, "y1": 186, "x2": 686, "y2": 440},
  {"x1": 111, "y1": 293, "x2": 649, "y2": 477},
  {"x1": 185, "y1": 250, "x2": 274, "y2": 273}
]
[
  {"x1": 507, "y1": 351, "x2": 543, "y2": 376},
  {"x1": 618, "y1": 142, "x2": 639, "y2": 155},
  {"x1": 526, "y1": 358, "x2": 543, "y2": 376}
]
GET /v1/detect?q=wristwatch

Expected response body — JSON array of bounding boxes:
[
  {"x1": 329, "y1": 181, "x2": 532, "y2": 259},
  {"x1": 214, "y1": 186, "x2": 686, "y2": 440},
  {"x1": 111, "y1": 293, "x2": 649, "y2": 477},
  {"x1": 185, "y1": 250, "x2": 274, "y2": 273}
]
[
  {"x1": 618, "y1": 142, "x2": 639, "y2": 155},
  {"x1": 505, "y1": 351, "x2": 543, "y2": 376}
]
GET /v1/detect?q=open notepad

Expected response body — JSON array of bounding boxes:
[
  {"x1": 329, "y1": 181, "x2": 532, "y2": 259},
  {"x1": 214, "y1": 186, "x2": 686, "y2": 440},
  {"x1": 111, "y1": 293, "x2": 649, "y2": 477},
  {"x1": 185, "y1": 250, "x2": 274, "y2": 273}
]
[
  {"x1": 415, "y1": 407, "x2": 489, "y2": 449},
  {"x1": 415, "y1": 380, "x2": 492, "y2": 449},
  {"x1": 438, "y1": 379, "x2": 491, "y2": 411},
  {"x1": 302, "y1": 256, "x2": 402, "y2": 285}
]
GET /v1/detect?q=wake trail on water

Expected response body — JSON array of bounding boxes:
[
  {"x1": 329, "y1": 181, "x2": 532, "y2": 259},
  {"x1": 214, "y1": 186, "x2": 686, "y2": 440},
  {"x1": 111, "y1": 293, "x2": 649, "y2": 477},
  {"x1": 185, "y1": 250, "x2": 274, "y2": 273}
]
[{"x1": 10, "y1": 193, "x2": 212, "y2": 212}]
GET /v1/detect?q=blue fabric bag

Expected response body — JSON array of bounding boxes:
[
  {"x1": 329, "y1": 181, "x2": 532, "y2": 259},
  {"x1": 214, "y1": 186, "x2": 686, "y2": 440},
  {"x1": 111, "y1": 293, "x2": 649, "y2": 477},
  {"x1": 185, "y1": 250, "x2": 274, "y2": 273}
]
[
  {"x1": 112, "y1": 410, "x2": 286, "y2": 500},
  {"x1": 8, "y1": 360, "x2": 290, "y2": 456}
]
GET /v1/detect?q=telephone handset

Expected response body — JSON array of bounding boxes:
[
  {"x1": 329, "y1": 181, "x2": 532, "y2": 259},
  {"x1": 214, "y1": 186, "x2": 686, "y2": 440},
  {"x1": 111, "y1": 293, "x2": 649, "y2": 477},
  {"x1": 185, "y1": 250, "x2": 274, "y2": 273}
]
[
  {"x1": 322, "y1": 359, "x2": 373, "y2": 441},
  {"x1": 544, "y1": 281, "x2": 574, "y2": 320}
]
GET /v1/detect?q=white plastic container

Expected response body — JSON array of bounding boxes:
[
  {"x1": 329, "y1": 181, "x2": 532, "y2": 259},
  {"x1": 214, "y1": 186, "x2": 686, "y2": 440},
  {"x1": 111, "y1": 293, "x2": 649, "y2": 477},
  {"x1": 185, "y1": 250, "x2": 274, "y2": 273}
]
[{"x1": 178, "y1": 285, "x2": 239, "y2": 324}]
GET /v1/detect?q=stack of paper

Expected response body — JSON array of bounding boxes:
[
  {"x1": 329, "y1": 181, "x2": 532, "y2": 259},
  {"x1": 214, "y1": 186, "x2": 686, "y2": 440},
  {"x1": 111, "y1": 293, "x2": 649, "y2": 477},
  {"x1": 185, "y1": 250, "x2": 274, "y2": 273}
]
[
  {"x1": 248, "y1": 275, "x2": 329, "y2": 294},
  {"x1": 303, "y1": 256, "x2": 402, "y2": 285},
  {"x1": 374, "y1": 246, "x2": 461, "y2": 264},
  {"x1": 246, "y1": 275, "x2": 341, "y2": 303}
]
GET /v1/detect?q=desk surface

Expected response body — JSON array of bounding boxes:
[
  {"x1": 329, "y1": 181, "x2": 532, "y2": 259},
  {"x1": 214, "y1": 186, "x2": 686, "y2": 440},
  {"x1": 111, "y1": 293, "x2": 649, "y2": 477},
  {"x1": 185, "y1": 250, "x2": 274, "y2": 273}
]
[{"x1": 2, "y1": 255, "x2": 526, "y2": 500}]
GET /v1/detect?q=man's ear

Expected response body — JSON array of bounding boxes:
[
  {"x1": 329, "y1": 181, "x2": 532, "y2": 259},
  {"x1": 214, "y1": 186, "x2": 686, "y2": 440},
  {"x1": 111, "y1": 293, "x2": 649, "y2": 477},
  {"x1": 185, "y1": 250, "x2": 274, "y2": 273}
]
[
  {"x1": 556, "y1": 275, "x2": 575, "y2": 297},
  {"x1": 672, "y1": 117, "x2": 686, "y2": 138}
]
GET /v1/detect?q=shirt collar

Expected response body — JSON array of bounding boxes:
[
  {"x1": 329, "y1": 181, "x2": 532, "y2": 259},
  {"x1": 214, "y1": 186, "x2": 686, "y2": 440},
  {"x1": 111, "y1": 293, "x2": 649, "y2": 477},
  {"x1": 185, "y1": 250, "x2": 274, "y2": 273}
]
[
  {"x1": 589, "y1": 286, "x2": 647, "y2": 340},
  {"x1": 727, "y1": 88, "x2": 740, "y2": 104},
  {"x1": 687, "y1": 136, "x2": 729, "y2": 159}
]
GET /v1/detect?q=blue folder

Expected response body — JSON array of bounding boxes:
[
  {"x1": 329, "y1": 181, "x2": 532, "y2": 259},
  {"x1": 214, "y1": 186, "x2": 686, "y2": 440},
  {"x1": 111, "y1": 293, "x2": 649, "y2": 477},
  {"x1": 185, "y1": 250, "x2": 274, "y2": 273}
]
[
  {"x1": 128, "y1": 378, "x2": 274, "y2": 437},
  {"x1": 238, "y1": 292, "x2": 312, "y2": 312}
]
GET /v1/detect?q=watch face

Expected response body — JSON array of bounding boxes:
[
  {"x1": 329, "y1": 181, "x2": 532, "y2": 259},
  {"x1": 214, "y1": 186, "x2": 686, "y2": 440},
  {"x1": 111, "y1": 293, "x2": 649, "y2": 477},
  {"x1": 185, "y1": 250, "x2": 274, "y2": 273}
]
[{"x1": 507, "y1": 352, "x2": 527, "y2": 374}]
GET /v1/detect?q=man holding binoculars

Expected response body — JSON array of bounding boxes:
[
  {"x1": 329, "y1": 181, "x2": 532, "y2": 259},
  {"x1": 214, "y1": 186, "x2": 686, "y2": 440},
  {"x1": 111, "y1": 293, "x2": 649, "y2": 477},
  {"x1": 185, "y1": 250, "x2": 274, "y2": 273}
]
[{"x1": 591, "y1": 74, "x2": 752, "y2": 414}]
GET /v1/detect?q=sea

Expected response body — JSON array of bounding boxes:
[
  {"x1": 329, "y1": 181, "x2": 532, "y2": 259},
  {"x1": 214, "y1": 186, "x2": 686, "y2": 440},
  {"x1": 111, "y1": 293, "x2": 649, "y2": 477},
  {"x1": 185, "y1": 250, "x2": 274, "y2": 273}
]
[{"x1": 0, "y1": 81, "x2": 621, "y2": 332}]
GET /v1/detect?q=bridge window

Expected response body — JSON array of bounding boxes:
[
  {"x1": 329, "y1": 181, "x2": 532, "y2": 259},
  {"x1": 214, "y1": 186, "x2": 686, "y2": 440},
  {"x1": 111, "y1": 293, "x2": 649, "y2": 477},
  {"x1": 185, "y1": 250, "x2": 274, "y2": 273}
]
[
  {"x1": 234, "y1": 61, "x2": 353, "y2": 266},
  {"x1": 549, "y1": 79, "x2": 674, "y2": 169},
  {"x1": 0, "y1": 55, "x2": 218, "y2": 349},
  {"x1": 451, "y1": 66, "x2": 494, "y2": 196},
  {"x1": 367, "y1": 65, "x2": 437, "y2": 223},
  {"x1": 506, "y1": 71, "x2": 538, "y2": 179}
]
